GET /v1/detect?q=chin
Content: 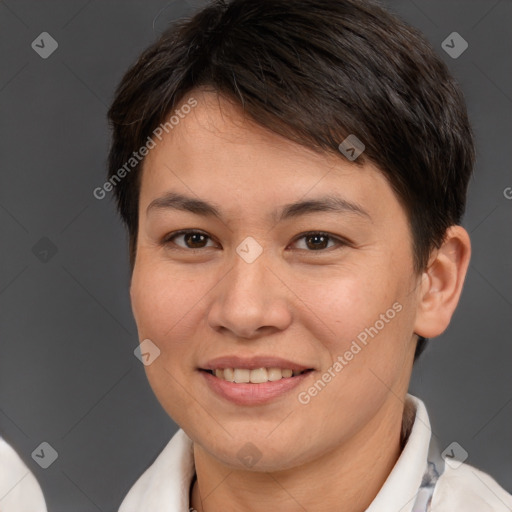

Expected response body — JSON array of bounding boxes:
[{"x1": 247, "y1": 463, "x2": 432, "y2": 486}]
[{"x1": 194, "y1": 429, "x2": 313, "y2": 473}]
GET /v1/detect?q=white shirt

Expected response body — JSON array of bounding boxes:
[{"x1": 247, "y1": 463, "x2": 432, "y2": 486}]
[
  {"x1": 119, "y1": 395, "x2": 512, "y2": 512},
  {"x1": 0, "y1": 437, "x2": 47, "y2": 512}
]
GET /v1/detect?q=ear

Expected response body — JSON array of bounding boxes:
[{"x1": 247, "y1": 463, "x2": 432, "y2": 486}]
[{"x1": 414, "y1": 226, "x2": 471, "y2": 339}]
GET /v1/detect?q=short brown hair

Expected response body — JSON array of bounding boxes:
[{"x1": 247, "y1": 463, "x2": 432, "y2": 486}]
[{"x1": 107, "y1": 0, "x2": 475, "y2": 359}]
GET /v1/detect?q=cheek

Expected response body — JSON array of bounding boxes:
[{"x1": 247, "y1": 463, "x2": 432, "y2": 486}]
[
  {"x1": 130, "y1": 261, "x2": 204, "y2": 415},
  {"x1": 291, "y1": 267, "x2": 398, "y2": 343},
  {"x1": 130, "y1": 257, "x2": 202, "y2": 341},
  {"x1": 291, "y1": 262, "x2": 415, "y2": 385}
]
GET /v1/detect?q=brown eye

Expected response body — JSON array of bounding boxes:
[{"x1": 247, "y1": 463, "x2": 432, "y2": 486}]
[
  {"x1": 291, "y1": 231, "x2": 347, "y2": 251},
  {"x1": 305, "y1": 233, "x2": 330, "y2": 250},
  {"x1": 183, "y1": 232, "x2": 209, "y2": 248},
  {"x1": 164, "y1": 230, "x2": 216, "y2": 250}
]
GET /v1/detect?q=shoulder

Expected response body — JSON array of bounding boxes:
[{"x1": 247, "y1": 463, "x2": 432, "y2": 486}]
[
  {"x1": 0, "y1": 437, "x2": 47, "y2": 512},
  {"x1": 432, "y1": 462, "x2": 512, "y2": 511}
]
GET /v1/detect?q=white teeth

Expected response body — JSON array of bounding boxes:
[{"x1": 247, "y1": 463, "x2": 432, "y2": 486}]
[
  {"x1": 223, "y1": 368, "x2": 235, "y2": 382},
  {"x1": 267, "y1": 367, "x2": 283, "y2": 381},
  {"x1": 233, "y1": 368, "x2": 250, "y2": 383},
  {"x1": 249, "y1": 368, "x2": 268, "y2": 383},
  {"x1": 211, "y1": 367, "x2": 304, "y2": 383}
]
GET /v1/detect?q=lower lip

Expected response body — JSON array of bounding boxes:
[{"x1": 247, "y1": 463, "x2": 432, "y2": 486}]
[{"x1": 200, "y1": 370, "x2": 314, "y2": 405}]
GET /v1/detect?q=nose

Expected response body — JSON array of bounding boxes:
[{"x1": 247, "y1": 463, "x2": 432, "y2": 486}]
[{"x1": 206, "y1": 245, "x2": 293, "y2": 340}]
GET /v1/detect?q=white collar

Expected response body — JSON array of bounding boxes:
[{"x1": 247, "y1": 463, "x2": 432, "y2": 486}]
[
  {"x1": 0, "y1": 436, "x2": 47, "y2": 512},
  {"x1": 366, "y1": 394, "x2": 436, "y2": 512},
  {"x1": 119, "y1": 394, "x2": 436, "y2": 512}
]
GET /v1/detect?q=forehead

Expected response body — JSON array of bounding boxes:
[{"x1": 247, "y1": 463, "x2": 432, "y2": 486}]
[
  {"x1": 149, "y1": 90, "x2": 343, "y2": 171},
  {"x1": 139, "y1": 90, "x2": 402, "y2": 226}
]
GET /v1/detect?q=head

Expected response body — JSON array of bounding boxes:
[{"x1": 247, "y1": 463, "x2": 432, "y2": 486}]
[{"x1": 107, "y1": 0, "x2": 473, "y2": 471}]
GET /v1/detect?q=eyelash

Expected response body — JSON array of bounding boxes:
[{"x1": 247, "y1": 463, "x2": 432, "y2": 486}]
[{"x1": 161, "y1": 230, "x2": 349, "y2": 253}]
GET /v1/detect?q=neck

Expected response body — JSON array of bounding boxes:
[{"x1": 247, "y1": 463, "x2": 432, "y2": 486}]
[{"x1": 190, "y1": 397, "x2": 407, "y2": 512}]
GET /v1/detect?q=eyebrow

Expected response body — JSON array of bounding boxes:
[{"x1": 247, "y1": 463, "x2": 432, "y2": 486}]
[{"x1": 146, "y1": 192, "x2": 371, "y2": 222}]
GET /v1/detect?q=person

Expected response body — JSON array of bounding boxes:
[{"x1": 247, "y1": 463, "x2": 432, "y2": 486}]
[
  {"x1": 104, "y1": 0, "x2": 512, "y2": 510},
  {"x1": 0, "y1": 436, "x2": 47, "y2": 511}
]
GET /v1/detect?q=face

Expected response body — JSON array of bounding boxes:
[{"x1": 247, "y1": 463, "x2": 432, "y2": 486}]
[{"x1": 130, "y1": 89, "x2": 422, "y2": 472}]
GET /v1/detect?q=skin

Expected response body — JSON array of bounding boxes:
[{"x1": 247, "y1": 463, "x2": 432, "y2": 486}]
[{"x1": 130, "y1": 88, "x2": 471, "y2": 512}]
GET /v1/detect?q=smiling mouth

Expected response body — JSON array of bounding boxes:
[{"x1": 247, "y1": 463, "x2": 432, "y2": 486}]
[{"x1": 201, "y1": 367, "x2": 314, "y2": 384}]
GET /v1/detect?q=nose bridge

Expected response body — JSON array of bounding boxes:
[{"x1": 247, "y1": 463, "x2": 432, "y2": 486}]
[
  {"x1": 227, "y1": 240, "x2": 272, "y2": 306},
  {"x1": 207, "y1": 239, "x2": 291, "y2": 337},
  {"x1": 224, "y1": 234, "x2": 271, "y2": 294}
]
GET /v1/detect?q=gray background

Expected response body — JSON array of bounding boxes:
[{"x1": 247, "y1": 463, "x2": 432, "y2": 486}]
[{"x1": 0, "y1": 0, "x2": 510, "y2": 510}]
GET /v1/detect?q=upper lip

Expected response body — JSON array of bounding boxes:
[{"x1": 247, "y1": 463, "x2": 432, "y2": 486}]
[{"x1": 200, "y1": 356, "x2": 313, "y2": 372}]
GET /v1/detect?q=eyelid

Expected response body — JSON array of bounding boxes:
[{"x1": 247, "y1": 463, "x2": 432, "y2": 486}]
[
  {"x1": 288, "y1": 230, "x2": 350, "y2": 251},
  {"x1": 162, "y1": 229, "x2": 219, "y2": 249},
  {"x1": 162, "y1": 229, "x2": 350, "y2": 252}
]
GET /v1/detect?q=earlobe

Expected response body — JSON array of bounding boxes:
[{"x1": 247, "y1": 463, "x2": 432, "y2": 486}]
[{"x1": 413, "y1": 226, "x2": 471, "y2": 339}]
